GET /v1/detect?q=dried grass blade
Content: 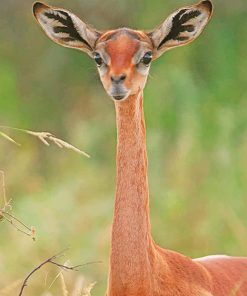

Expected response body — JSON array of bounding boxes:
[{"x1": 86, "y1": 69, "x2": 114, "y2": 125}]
[
  {"x1": 0, "y1": 126, "x2": 90, "y2": 157},
  {"x1": 0, "y1": 131, "x2": 20, "y2": 146},
  {"x1": 60, "y1": 272, "x2": 69, "y2": 296}
]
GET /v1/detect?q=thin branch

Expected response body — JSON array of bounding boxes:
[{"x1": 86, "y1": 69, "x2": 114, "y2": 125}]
[
  {"x1": 18, "y1": 249, "x2": 68, "y2": 296},
  {"x1": 0, "y1": 212, "x2": 30, "y2": 235},
  {"x1": 0, "y1": 171, "x2": 36, "y2": 240},
  {"x1": 0, "y1": 210, "x2": 36, "y2": 240},
  {"x1": 18, "y1": 249, "x2": 101, "y2": 296},
  {"x1": 0, "y1": 125, "x2": 90, "y2": 158},
  {"x1": 18, "y1": 254, "x2": 62, "y2": 296},
  {"x1": 3, "y1": 211, "x2": 33, "y2": 231},
  {"x1": 50, "y1": 260, "x2": 102, "y2": 272}
]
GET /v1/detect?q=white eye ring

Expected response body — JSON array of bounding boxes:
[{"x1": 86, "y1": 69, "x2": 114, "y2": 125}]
[
  {"x1": 140, "y1": 51, "x2": 153, "y2": 66},
  {"x1": 94, "y1": 53, "x2": 103, "y2": 67}
]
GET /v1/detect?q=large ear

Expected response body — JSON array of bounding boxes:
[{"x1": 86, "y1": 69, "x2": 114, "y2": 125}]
[
  {"x1": 33, "y1": 2, "x2": 101, "y2": 57},
  {"x1": 149, "y1": 0, "x2": 213, "y2": 58}
]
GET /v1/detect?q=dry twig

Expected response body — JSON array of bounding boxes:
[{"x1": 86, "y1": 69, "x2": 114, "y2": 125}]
[
  {"x1": 0, "y1": 171, "x2": 36, "y2": 240},
  {"x1": 18, "y1": 249, "x2": 101, "y2": 296}
]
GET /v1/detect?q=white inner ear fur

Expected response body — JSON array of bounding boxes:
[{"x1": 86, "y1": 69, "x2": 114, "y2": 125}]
[
  {"x1": 39, "y1": 10, "x2": 68, "y2": 38},
  {"x1": 34, "y1": 5, "x2": 100, "y2": 56},
  {"x1": 165, "y1": 9, "x2": 210, "y2": 48},
  {"x1": 71, "y1": 15, "x2": 97, "y2": 47},
  {"x1": 150, "y1": 2, "x2": 212, "y2": 55}
]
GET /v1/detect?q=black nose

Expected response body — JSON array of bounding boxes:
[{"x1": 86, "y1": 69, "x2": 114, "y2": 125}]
[{"x1": 111, "y1": 74, "x2": 126, "y2": 83}]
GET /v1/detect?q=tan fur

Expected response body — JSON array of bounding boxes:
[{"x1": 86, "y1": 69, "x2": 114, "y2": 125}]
[
  {"x1": 106, "y1": 92, "x2": 247, "y2": 296},
  {"x1": 32, "y1": 1, "x2": 247, "y2": 295}
]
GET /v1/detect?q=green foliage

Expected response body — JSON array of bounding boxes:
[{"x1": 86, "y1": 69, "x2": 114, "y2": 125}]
[{"x1": 0, "y1": 0, "x2": 247, "y2": 295}]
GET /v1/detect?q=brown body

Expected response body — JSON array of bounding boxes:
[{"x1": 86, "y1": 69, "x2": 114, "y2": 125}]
[{"x1": 33, "y1": 1, "x2": 247, "y2": 295}]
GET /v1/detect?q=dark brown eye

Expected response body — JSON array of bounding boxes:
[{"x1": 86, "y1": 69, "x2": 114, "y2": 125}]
[
  {"x1": 141, "y1": 51, "x2": 152, "y2": 66},
  {"x1": 94, "y1": 53, "x2": 103, "y2": 66}
]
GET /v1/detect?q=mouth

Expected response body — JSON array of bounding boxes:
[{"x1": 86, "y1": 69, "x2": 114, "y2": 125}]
[
  {"x1": 110, "y1": 87, "x2": 129, "y2": 101},
  {"x1": 111, "y1": 91, "x2": 130, "y2": 101},
  {"x1": 112, "y1": 95, "x2": 126, "y2": 100}
]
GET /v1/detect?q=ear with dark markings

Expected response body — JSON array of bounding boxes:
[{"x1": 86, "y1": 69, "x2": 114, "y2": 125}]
[
  {"x1": 33, "y1": 2, "x2": 101, "y2": 57},
  {"x1": 149, "y1": 0, "x2": 213, "y2": 58}
]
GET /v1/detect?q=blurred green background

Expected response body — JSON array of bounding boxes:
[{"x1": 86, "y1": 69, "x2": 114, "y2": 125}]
[{"x1": 0, "y1": 0, "x2": 247, "y2": 295}]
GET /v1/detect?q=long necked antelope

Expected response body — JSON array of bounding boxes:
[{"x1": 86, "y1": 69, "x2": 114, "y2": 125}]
[{"x1": 33, "y1": 1, "x2": 247, "y2": 295}]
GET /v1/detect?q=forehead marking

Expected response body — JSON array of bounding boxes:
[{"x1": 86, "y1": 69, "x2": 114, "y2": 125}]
[
  {"x1": 104, "y1": 34, "x2": 140, "y2": 73},
  {"x1": 104, "y1": 29, "x2": 141, "y2": 41},
  {"x1": 106, "y1": 34, "x2": 139, "y2": 57},
  {"x1": 95, "y1": 30, "x2": 153, "y2": 74}
]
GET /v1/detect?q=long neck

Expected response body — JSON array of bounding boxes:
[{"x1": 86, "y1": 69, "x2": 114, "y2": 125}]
[{"x1": 108, "y1": 92, "x2": 154, "y2": 293}]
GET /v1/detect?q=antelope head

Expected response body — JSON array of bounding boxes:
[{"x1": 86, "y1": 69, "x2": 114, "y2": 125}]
[{"x1": 33, "y1": 1, "x2": 213, "y2": 101}]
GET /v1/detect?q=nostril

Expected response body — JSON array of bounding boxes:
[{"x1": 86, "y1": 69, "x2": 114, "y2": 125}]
[{"x1": 111, "y1": 74, "x2": 127, "y2": 83}]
